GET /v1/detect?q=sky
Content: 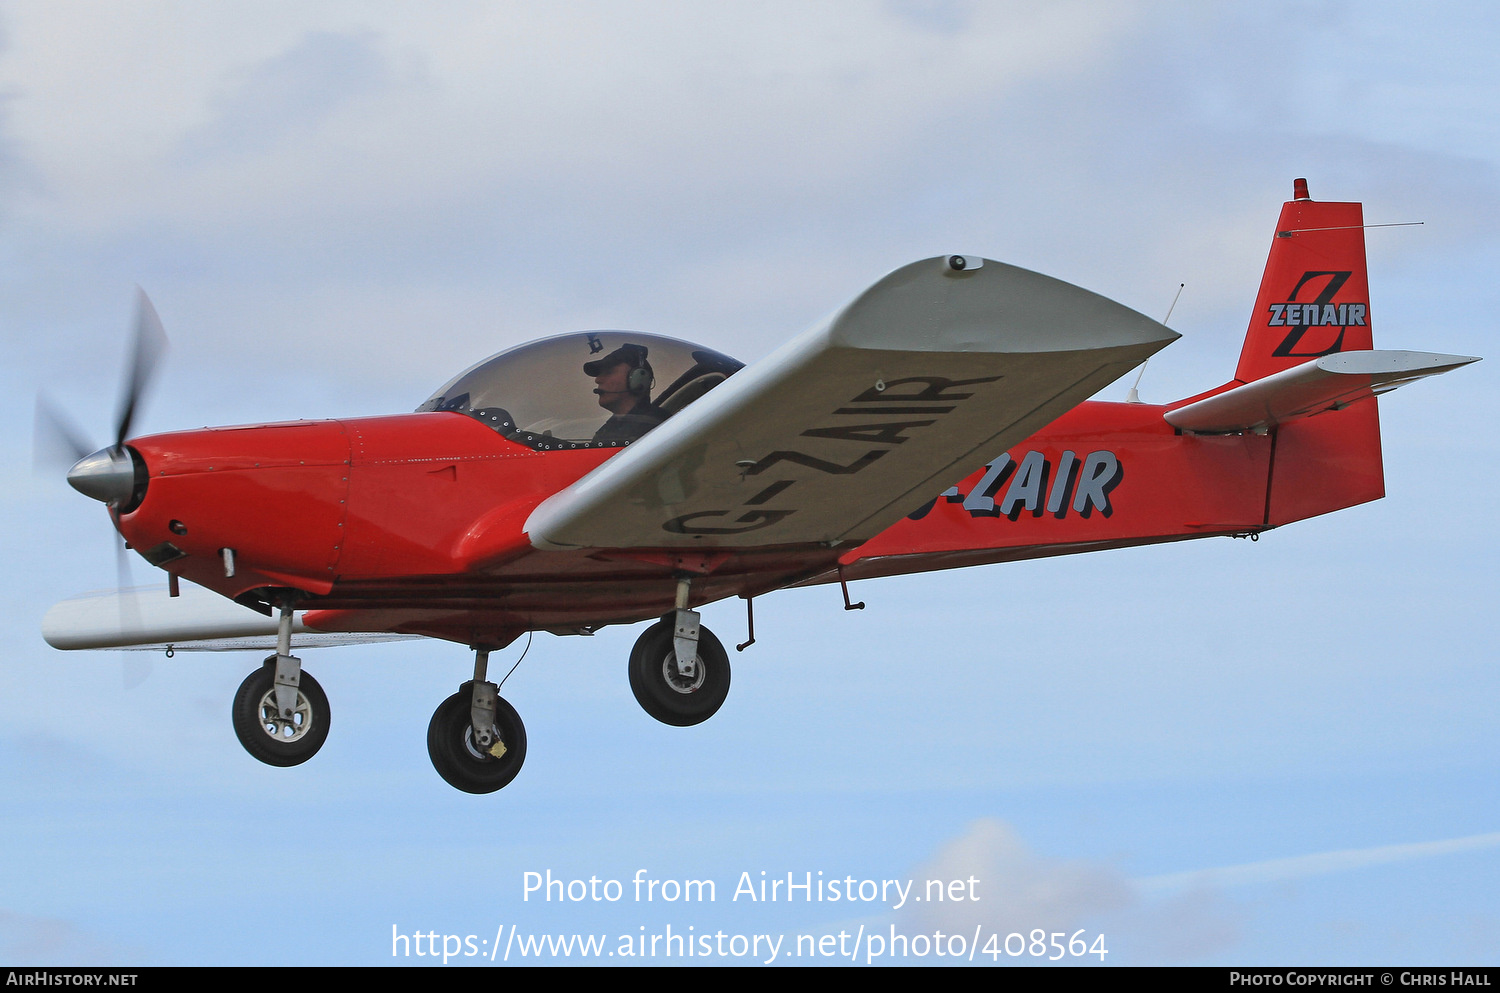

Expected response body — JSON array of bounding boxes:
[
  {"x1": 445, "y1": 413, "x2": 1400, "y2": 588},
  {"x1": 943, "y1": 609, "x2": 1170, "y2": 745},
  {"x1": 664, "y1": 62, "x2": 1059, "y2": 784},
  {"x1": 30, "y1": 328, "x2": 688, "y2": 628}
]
[{"x1": 2, "y1": 0, "x2": 1498, "y2": 967}]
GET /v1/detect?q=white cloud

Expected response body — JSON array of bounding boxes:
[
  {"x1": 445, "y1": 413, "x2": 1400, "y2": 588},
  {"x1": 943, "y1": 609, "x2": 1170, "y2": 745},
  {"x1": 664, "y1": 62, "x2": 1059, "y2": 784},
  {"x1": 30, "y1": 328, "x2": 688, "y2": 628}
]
[
  {"x1": 899, "y1": 818, "x2": 1246, "y2": 962},
  {"x1": 0, "y1": 2, "x2": 1147, "y2": 229},
  {"x1": 902, "y1": 818, "x2": 1131, "y2": 935},
  {"x1": 904, "y1": 820, "x2": 1500, "y2": 963}
]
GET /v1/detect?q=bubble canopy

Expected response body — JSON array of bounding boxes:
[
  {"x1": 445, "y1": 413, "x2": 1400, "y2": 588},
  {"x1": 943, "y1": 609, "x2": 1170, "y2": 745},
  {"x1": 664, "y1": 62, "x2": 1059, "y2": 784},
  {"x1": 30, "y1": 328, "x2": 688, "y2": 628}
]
[{"x1": 417, "y1": 332, "x2": 745, "y2": 451}]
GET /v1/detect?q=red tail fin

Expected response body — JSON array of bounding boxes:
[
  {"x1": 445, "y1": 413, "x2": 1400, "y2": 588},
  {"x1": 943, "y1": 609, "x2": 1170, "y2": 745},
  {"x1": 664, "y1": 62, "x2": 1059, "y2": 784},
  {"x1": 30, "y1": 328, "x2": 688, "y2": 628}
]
[{"x1": 1235, "y1": 180, "x2": 1372, "y2": 383}]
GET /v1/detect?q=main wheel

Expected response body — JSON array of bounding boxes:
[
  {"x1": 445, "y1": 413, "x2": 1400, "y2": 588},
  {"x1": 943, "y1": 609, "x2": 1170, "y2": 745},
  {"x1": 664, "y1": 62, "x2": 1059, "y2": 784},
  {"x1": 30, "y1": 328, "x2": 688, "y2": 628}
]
[
  {"x1": 426, "y1": 683, "x2": 527, "y2": 794},
  {"x1": 628, "y1": 619, "x2": 730, "y2": 727},
  {"x1": 232, "y1": 659, "x2": 331, "y2": 767}
]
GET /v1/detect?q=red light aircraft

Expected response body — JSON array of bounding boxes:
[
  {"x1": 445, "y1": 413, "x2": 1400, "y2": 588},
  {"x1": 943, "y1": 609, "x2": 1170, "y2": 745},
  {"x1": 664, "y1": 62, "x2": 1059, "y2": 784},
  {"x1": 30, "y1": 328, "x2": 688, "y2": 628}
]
[{"x1": 42, "y1": 180, "x2": 1477, "y2": 793}]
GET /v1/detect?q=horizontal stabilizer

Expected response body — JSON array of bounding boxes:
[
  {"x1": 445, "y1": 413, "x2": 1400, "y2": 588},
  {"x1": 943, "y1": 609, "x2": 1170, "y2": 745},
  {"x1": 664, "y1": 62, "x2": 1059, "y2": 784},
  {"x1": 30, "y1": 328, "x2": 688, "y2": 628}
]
[
  {"x1": 1165, "y1": 350, "x2": 1479, "y2": 435},
  {"x1": 43, "y1": 584, "x2": 418, "y2": 651},
  {"x1": 527, "y1": 256, "x2": 1179, "y2": 551}
]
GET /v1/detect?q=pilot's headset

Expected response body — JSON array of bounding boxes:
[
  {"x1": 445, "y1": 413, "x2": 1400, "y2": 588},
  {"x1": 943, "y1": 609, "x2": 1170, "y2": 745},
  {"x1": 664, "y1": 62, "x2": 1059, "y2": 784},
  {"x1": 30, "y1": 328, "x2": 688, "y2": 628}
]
[{"x1": 619, "y1": 344, "x2": 654, "y2": 396}]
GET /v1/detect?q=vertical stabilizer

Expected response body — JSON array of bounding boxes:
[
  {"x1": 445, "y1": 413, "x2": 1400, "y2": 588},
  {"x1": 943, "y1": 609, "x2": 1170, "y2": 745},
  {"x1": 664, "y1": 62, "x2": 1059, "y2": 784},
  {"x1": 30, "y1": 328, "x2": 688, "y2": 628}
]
[{"x1": 1235, "y1": 180, "x2": 1372, "y2": 384}]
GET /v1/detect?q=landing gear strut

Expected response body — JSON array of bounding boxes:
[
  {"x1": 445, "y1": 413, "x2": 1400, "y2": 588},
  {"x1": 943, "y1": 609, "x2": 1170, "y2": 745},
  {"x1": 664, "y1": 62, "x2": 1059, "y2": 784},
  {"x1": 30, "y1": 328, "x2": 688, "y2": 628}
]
[{"x1": 427, "y1": 647, "x2": 527, "y2": 794}]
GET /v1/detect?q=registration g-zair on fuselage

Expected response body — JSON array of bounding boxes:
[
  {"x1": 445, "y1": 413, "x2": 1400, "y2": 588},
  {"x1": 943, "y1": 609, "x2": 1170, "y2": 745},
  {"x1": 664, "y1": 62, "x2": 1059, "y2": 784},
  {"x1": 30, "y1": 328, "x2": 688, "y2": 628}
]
[{"x1": 43, "y1": 180, "x2": 1478, "y2": 793}]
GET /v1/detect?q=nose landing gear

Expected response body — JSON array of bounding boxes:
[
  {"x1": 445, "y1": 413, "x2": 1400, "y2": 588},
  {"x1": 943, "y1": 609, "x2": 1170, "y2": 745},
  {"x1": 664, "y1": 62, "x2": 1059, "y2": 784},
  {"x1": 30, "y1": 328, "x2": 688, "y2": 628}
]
[
  {"x1": 231, "y1": 599, "x2": 330, "y2": 767},
  {"x1": 232, "y1": 658, "x2": 331, "y2": 766}
]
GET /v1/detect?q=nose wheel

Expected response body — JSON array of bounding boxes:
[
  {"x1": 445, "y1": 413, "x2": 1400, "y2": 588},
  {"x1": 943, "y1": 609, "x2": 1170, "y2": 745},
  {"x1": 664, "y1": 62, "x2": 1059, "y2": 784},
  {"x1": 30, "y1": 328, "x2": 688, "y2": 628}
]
[
  {"x1": 427, "y1": 682, "x2": 528, "y2": 794},
  {"x1": 231, "y1": 657, "x2": 331, "y2": 766}
]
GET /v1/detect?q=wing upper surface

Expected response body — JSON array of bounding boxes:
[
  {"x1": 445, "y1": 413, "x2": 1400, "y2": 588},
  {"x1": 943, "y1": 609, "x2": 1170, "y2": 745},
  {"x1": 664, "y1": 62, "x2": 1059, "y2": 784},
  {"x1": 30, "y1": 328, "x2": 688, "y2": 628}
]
[{"x1": 526, "y1": 257, "x2": 1179, "y2": 551}]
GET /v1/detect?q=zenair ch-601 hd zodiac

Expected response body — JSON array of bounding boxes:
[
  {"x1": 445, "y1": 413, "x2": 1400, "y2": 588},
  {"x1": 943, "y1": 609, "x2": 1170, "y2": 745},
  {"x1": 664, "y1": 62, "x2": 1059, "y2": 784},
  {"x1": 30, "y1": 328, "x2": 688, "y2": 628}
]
[{"x1": 40, "y1": 180, "x2": 1477, "y2": 793}]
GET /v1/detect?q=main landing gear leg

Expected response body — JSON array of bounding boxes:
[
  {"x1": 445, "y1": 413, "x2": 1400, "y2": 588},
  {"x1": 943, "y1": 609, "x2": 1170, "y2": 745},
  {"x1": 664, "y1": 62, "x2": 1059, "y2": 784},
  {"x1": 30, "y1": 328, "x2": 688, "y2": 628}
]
[
  {"x1": 671, "y1": 577, "x2": 701, "y2": 687},
  {"x1": 629, "y1": 577, "x2": 732, "y2": 726},
  {"x1": 426, "y1": 646, "x2": 527, "y2": 794},
  {"x1": 232, "y1": 598, "x2": 330, "y2": 766}
]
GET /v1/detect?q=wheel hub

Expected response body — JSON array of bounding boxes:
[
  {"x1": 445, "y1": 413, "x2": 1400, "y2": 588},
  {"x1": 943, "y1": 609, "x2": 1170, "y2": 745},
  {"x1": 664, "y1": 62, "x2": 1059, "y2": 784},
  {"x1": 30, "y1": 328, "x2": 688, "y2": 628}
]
[
  {"x1": 463, "y1": 725, "x2": 507, "y2": 761},
  {"x1": 660, "y1": 652, "x2": 705, "y2": 694},
  {"x1": 257, "y1": 689, "x2": 312, "y2": 742}
]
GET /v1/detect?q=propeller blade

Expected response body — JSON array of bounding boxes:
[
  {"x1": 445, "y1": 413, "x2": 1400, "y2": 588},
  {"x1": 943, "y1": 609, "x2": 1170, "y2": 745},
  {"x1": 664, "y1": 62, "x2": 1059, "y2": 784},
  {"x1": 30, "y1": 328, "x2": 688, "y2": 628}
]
[
  {"x1": 114, "y1": 526, "x2": 150, "y2": 689},
  {"x1": 114, "y1": 288, "x2": 168, "y2": 450},
  {"x1": 33, "y1": 394, "x2": 96, "y2": 471},
  {"x1": 114, "y1": 529, "x2": 134, "y2": 599},
  {"x1": 46, "y1": 289, "x2": 163, "y2": 692},
  {"x1": 122, "y1": 653, "x2": 152, "y2": 691}
]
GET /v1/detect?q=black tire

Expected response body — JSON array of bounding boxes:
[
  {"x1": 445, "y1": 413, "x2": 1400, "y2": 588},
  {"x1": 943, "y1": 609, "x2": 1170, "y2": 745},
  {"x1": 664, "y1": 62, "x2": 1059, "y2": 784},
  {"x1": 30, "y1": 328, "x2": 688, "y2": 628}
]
[
  {"x1": 231, "y1": 659, "x2": 331, "y2": 767},
  {"x1": 628, "y1": 619, "x2": 730, "y2": 727},
  {"x1": 426, "y1": 683, "x2": 527, "y2": 794}
]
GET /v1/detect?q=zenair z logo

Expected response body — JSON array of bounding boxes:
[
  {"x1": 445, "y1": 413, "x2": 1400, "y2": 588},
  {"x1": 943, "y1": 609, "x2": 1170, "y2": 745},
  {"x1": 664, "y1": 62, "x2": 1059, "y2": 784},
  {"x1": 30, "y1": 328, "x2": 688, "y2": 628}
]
[{"x1": 1267, "y1": 270, "x2": 1367, "y2": 358}]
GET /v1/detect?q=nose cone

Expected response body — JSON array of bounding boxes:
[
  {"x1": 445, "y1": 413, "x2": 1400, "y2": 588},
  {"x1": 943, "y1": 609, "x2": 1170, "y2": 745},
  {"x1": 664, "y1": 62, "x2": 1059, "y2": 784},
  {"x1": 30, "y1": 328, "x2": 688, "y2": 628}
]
[{"x1": 67, "y1": 447, "x2": 139, "y2": 506}]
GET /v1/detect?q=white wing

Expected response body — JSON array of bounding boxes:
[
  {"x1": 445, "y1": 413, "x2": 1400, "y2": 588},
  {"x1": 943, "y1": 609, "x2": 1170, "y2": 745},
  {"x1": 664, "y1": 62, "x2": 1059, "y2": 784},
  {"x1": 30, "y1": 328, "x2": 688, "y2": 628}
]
[
  {"x1": 42, "y1": 584, "x2": 419, "y2": 652},
  {"x1": 526, "y1": 256, "x2": 1179, "y2": 551}
]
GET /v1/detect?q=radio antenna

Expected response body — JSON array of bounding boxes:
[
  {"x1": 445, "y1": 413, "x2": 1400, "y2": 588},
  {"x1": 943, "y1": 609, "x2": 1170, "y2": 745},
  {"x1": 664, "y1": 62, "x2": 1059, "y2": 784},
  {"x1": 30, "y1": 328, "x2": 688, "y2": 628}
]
[{"x1": 1127, "y1": 282, "x2": 1183, "y2": 404}]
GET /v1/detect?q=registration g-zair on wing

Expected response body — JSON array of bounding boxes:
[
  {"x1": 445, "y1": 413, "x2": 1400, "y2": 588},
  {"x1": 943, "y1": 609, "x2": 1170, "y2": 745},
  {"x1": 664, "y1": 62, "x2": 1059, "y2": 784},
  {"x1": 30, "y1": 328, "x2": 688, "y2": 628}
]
[{"x1": 42, "y1": 181, "x2": 1477, "y2": 793}]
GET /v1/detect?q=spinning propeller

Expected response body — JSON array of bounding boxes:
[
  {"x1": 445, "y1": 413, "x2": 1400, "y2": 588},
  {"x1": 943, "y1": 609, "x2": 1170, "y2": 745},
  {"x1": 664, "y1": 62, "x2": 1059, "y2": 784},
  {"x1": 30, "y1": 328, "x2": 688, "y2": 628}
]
[
  {"x1": 34, "y1": 290, "x2": 169, "y2": 687},
  {"x1": 35, "y1": 289, "x2": 167, "y2": 510}
]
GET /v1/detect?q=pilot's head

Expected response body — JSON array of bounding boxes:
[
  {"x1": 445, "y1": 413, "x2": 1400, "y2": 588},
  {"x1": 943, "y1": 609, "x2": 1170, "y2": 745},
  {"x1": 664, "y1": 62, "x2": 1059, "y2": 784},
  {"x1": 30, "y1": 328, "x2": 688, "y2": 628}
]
[{"x1": 584, "y1": 344, "x2": 653, "y2": 415}]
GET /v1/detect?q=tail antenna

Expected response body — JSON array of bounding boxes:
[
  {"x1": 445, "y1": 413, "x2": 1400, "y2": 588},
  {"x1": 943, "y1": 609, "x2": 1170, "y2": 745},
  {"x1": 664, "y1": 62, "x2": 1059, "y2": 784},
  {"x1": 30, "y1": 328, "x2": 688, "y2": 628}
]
[{"x1": 1127, "y1": 282, "x2": 1184, "y2": 404}]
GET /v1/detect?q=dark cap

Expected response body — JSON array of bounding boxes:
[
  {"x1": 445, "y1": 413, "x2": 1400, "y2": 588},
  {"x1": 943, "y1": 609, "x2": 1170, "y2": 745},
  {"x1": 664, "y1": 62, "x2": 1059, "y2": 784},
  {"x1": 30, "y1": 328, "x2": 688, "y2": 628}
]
[{"x1": 584, "y1": 343, "x2": 649, "y2": 376}]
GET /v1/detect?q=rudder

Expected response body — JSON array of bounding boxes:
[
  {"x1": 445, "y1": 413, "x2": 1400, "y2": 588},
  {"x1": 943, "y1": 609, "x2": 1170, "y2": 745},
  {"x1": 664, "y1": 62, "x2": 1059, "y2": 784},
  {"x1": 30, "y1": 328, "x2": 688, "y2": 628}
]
[{"x1": 1235, "y1": 179, "x2": 1372, "y2": 384}]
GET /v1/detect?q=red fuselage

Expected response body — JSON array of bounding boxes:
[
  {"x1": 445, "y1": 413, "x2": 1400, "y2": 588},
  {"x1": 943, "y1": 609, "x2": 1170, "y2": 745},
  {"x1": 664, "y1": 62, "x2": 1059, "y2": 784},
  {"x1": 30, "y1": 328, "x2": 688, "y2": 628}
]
[{"x1": 117, "y1": 393, "x2": 1382, "y2": 647}]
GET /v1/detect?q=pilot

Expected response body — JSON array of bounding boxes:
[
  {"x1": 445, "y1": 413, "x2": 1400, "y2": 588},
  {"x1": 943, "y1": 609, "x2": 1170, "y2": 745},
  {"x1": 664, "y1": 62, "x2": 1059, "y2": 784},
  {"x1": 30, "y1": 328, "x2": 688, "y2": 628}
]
[{"x1": 585, "y1": 343, "x2": 666, "y2": 444}]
